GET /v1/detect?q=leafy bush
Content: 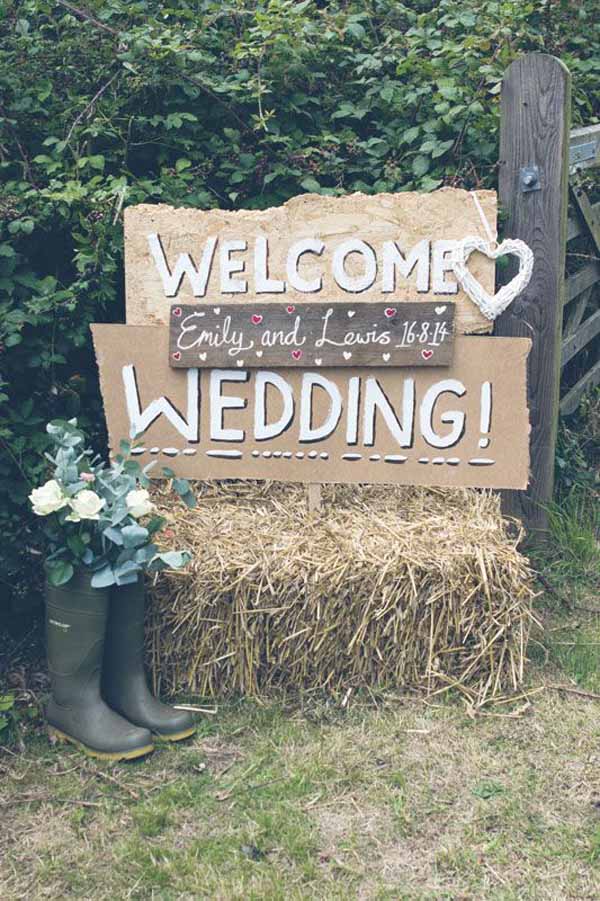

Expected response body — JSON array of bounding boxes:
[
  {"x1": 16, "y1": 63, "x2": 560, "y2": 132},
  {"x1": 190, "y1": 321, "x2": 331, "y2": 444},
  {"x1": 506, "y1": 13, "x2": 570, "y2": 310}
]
[{"x1": 1, "y1": 0, "x2": 599, "y2": 612}]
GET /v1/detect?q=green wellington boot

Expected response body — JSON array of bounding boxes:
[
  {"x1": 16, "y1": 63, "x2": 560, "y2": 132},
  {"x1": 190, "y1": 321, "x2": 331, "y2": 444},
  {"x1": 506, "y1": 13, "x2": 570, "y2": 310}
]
[
  {"x1": 46, "y1": 571, "x2": 155, "y2": 761},
  {"x1": 103, "y1": 577, "x2": 195, "y2": 742}
]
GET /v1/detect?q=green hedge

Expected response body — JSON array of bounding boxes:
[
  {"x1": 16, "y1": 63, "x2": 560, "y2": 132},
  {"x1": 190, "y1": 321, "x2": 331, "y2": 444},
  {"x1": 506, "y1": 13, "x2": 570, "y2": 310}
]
[{"x1": 1, "y1": 0, "x2": 599, "y2": 612}]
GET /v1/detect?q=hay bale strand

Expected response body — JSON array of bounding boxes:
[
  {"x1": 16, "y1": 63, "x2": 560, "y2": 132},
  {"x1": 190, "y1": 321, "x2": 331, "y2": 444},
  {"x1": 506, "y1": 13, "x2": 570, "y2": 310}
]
[{"x1": 147, "y1": 483, "x2": 536, "y2": 706}]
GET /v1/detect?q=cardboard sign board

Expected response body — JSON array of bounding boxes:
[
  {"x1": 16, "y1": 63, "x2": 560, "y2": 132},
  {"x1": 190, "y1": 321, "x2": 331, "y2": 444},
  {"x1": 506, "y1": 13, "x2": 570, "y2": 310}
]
[
  {"x1": 168, "y1": 301, "x2": 455, "y2": 369},
  {"x1": 92, "y1": 325, "x2": 531, "y2": 490},
  {"x1": 124, "y1": 189, "x2": 497, "y2": 334}
]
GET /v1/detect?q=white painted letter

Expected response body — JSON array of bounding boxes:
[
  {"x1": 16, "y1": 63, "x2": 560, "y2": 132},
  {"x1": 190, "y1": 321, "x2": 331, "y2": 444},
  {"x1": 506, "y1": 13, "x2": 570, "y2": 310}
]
[
  {"x1": 254, "y1": 372, "x2": 294, "y2": 440},
  {"x1": 123, "y1": 365, "x2": 199, "y2": 442},
  {"x1": 220, "y1": 240, "x2": 248, "y2": 293},
  {"x1": 363, "y1": 378, "x2": 414, "y2": 447},
  {"x1": 346, "y1": 376, "x2": 361, "y2": 445},
  {"x1": 286, "y1": 238, "x2": 325, "y2": 293},
  {"x1": 432, "y1": 240, "x2": 458, "y2": 294},
  {"x1": 382, "y1": 239, "x2": 430, "y2": 293},
  {"x1": 147, "y1": 234, "x2": 217, "y2": 297},
  {"x1": 210, "y1": 369, "x2": 248, "y2": 442},
  {"x1": 420, "y1": 378, "x2": 466, "y2": 448},
  {"x1": 255, "y1": 237, "x2": 285, "y2": 293},
  {"x1": 333, "y1": 239, "x2": 377, "y2": 293},
  {"x1": 299, "y1": 373, "x2": 342, "y2": 442}
]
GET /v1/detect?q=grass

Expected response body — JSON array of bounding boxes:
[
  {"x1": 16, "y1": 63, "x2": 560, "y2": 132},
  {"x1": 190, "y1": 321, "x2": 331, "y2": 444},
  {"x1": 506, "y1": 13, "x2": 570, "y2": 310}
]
[
  {"x1": 3, "y1": 669, "x2": 600, "y2": 900},
  {"x1": 1, "y1": 395, "x2": 598, "y2": 900}
]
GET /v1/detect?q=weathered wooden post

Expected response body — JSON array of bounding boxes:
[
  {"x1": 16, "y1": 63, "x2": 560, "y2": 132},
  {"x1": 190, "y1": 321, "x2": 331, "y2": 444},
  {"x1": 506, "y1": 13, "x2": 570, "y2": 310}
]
[{"x1": 496, "y1": 53, "x2": 571, "y2": 537}]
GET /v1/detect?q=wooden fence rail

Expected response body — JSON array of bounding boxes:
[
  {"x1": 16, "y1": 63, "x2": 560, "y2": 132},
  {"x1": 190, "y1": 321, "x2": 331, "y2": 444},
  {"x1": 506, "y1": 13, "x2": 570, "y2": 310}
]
[{"x1": 561, "y1": 127, "x2": 600, "y2": 415}]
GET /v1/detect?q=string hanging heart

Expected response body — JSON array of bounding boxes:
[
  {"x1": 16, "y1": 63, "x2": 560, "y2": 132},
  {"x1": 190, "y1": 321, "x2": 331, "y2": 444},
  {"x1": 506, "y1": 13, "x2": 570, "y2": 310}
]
[{"x1": 450, "y1": 236, "x2": 534, "y2": 321}]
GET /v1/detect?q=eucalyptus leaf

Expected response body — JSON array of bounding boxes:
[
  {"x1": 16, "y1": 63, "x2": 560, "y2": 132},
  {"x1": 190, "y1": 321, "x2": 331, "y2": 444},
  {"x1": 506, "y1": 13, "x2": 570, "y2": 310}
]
[
  {"x1": 115, "y1": 559, "x2": 140, "y2": 579},
  {"x1": 121, "y1": 524, "x2": 149, "y2": 548},
  {"x1": 151, "y1": 550, "x2": 191, "y2": 570},
  {"x1": 90, "y1": 565, "x2": 116, "y2": 588},
  {"x1": 103, "y1": 525, "x2": 124, "y2": 545}
]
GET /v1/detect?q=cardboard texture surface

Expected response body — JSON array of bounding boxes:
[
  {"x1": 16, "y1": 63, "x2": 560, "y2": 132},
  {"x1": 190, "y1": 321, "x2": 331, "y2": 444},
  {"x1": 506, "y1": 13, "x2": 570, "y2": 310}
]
[
  {"x1": 169, "y1": 301, "x2": 455, "y2": 369},
  {"x1": 92, "y1": 325, "x2": 531, "y2": 490},
  {"x1": 125, "y1": 189, "x2": 497, "y2": 334}
]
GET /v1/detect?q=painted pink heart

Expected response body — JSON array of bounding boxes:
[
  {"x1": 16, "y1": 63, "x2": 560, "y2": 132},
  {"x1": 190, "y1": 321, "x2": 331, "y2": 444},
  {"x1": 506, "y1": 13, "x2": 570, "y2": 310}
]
[
  {"x1": 251, "y1": 314, "x2": 263, "y2": 325},
  {"x1": 172, "y1": 351, "x2": 181, "y2": 361},
  {"x1": 291, "y1": 349, "x2": 303, "y2": 361},
  {"x1": 172, "y1": 307, "x2": 182, "y2": 317},
  {"x1": 421, "y1": 349, "x2": 433, "y2": 360},
  {"x1": 286, "y1": 305, "x2": 296, "y2": 314},
  {"x1": 384, "y1": 307, "x2": 397, "y2": 318}
]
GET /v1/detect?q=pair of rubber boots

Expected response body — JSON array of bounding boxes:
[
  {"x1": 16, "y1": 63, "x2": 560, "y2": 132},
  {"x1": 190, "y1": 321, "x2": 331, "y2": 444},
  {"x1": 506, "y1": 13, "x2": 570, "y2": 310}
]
[{"x1": 46, "y1": 571, "x2": 194, "y2": 760}]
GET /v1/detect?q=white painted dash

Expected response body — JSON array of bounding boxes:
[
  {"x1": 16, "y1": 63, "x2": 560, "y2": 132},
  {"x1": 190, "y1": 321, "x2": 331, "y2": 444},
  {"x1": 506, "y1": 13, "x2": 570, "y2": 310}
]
[{"x1": 206, "y1": 450, "x2": 243, "y2": 459}]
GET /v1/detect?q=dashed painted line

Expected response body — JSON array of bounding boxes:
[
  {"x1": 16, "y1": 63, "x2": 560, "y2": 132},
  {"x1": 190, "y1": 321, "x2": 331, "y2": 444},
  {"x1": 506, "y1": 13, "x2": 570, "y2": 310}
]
[{"x1": 123, "y1": 447, "x2": 490, "y2": 467}]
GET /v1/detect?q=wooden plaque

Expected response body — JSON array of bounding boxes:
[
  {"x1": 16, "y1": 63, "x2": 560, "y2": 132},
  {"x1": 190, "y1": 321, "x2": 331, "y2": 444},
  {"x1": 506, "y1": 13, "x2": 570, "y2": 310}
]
[{"x1": 169, "y1": 301, "x2": 454, "y2": 369}]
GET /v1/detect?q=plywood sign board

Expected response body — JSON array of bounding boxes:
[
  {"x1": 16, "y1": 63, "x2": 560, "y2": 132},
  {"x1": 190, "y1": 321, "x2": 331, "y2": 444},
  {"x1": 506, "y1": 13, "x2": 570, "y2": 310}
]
[
  {"x1": 169, "y1": 301, "x2": 455, "y2": 369},
  {"x1": 92, "y1": 325, "x2": 531, "y2": 490},
  {"x1": 124, "y1": 189, "x2": 497, "y2": 334}
]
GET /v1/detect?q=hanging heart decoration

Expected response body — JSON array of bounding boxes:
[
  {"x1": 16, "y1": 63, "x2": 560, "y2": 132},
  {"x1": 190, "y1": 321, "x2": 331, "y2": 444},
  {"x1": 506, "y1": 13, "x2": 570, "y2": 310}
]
[{"x1": 450, "y1": 236, "x2": 534, "y2": 321}]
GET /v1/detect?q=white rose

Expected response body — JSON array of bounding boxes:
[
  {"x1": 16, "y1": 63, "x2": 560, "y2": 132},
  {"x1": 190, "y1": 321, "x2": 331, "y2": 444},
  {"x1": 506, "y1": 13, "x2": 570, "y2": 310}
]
[
  {"x1": 126, "y1": 489, "x2": 155, "y2": 519},
  {"x1": 29, "y1": 479, "x2": 69, "y2": 516},
  {"x1": 65, "y1": 489, "x2": 106, "y2": 522}
]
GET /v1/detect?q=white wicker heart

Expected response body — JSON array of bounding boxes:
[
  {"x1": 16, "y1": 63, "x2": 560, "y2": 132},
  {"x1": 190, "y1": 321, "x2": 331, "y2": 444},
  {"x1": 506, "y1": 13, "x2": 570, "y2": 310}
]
[{"x1": 451, "y1": 236, "x2": 534, "y2": 321}]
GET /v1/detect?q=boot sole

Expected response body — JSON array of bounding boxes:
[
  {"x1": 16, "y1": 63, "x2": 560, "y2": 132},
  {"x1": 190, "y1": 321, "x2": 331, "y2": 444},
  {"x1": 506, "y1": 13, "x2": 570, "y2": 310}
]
[
  {"x1": 49, "y1": 727, "x2": 154, "y2": 761},
  {"x1": 153, "y1": 726, "x2": 196, "y2": 742}
]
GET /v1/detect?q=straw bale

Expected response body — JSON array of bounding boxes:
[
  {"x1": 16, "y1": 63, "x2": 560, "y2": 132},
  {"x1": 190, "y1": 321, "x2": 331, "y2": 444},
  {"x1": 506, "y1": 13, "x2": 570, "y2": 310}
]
[{"x1": 147, "y1": 483, "x2": 536, "y2": 706}]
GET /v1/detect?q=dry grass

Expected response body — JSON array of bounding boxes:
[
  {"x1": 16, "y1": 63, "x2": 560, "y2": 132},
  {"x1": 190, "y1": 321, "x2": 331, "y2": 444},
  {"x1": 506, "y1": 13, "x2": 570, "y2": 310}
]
[
  {"x1": 148, "y1": 482, "x2": 536, "y2": 707},
  {"x1": 3, "y1": 680, "x2": 600, "y2": 901}
]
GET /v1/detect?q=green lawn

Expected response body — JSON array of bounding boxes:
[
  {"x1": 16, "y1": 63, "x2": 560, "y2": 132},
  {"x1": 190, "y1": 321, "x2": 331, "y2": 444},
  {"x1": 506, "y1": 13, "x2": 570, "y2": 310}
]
[{"x1": 3, "y1": 616, "x2": 600, "y2": 901}]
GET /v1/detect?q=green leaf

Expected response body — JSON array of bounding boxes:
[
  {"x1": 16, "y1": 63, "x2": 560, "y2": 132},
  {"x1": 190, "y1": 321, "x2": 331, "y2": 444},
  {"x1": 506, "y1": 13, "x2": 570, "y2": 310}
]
[
  {"x1": 300, "y1": 176, "x2": 321, "y2": 192},
  {"x1": 412, "y1": 155, "x2": 430, "y2": 177},
  {"x1": 47, "y1": 561, "x2": 74, "y2": 587},
  {"x1": 146, "y1": 516, "x2": 165, "y2": 535}
]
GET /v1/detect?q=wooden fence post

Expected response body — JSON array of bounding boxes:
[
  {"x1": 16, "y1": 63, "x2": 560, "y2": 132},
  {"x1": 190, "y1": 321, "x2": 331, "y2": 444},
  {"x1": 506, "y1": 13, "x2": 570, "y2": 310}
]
[{"x1": 495, "y1": 53, "x2": 571, "y2": 537}]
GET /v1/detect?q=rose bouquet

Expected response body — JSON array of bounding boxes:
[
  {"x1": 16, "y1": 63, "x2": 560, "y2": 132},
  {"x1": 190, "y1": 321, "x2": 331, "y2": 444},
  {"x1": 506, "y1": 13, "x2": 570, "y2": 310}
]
[{"x1": 30, "y1": 419, "x2": 195, "y2": 588}]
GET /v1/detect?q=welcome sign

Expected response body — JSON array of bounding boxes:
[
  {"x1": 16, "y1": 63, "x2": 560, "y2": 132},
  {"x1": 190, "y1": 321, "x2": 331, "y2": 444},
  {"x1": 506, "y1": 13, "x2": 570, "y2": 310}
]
[
  {"x1": 124, "y1": 190, "x2": 497, "y2": 332},
  {"x1": 95, "y1": 190, "x2": 531, "y2": 489}
]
